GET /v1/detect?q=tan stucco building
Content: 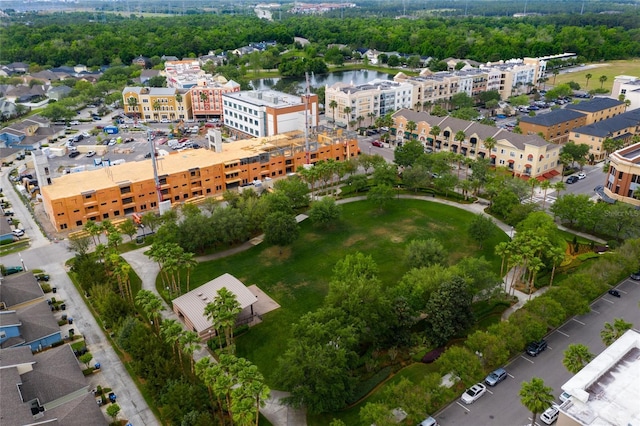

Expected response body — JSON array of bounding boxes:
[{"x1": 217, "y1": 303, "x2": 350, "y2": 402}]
[
  {"x1": 603, "y1": 142, "x2": 640, "y2": 207},
  {"x1": 122, "y1": 87, "x2": 192, "y2": 122}
]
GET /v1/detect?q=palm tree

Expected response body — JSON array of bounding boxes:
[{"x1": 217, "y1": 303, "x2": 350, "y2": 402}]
[
  {"x1": 429, "y1": 125, "x2": 441, "y2": 148},
  {"x1": 519, "y1": 377, "x2": 554, "y2": 426},
  {"x1": 547, "y1": 246, "x2": 565, "y2": 287},
  {"x1": 599, "y1": 75, "x2": 608, "y2": 89},
  {"x1": 84, "y1": 220, "x2": 102, "y2": 245},
  {"x1": 136, "y1": 289, "x2": 165, "y2": 333},
  {"x1": 152, "y1": 100, "x2": 161, "y2": 121},
  {"x1": 179, "y1": 330, "x2": 202, "y2": 372},
  {"x1": 329, "y1": 100, "x2": 338, "y2": 126},
  {"x1": 483, "y1": 136, "x2": 496, "y2": 155},
  {"x1": 538, "y1": 180, "x2": 551, "y2": 209},
  {"x1": 601, "y1": 318, "x2": 633, "y2": 346},
  {"x1": 563, "y1": 344, "x2": 594, "y2": 374},
  {"x1": 528, "y1": 177, "x2": 539, "y2": 201},
  {"x1": 356, "y1": 115, "x2": 365, "y2": 130},
  {"x1": 180, "y1": 252, "x2": 198, "y2": 293},
  {"x1": 161, "y1": 319, "x2": 185, "y2": 365},
  {"x1": 343, "y1": 106, "x2": 352, "y2": 127},
  {"x1": 406, "y1": 120, "x2": 417, "y2": 139},
  {"x1": 414, "y1": 101, "x2": 422, "y2": 112},
  {"x1": 367, "y1": 111, "x2": 376, "y2": 126},
  {"x1": 552, "y1": 69, "x2": 559, "y2": 85},
  {"x1": 494, "y1": 241, "x2": 511, "y2": 288},
  {"x1": 204, "y1": 287, "x2": 242, "y2": 353},
  {"x1": 423, "y1": 100, "x2": 432, "y2": 113},
  {"x1": 127, "y1": 97, "x2": 138, "y2": 119},
  {"x1": 585, "y1": 73, "x2": 592, "y2": 87},
  {"x1": 553, "y1": 180, "x2": 565, "y2": 198}
]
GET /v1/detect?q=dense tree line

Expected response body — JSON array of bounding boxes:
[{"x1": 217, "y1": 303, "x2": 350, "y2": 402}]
[{"x1": 3, "y1": 11, "x2": 640, "y2": 67}]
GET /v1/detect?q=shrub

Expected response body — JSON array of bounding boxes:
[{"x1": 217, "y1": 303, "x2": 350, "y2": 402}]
[{"x1": 347, "y1": 366, "x2": 392, "y2": 405}]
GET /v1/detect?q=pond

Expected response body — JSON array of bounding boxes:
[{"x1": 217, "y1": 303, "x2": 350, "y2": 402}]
[{"x1": 250, "y1": 69, "x2": 394, "y2": 91}]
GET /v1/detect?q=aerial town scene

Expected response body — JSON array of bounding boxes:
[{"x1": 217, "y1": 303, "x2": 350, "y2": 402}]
[{"x1": 1, "y1": 1, "x2": 640, "y2": 425}]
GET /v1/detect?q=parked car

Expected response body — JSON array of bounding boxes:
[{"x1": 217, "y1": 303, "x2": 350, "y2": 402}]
[
  {"x1": 4, "y1": 210, "x2": 14, "y2": 216},
  {"x1": 418, "y1": 416, "x2": 439, "y2": 426},
  {"x1": 461, "y1": 383, "x2": 487, "y2": 404},
  {"x1": 540, "y1": 405, "x2": 560, "y2": 425},
  {"x1": 69, "y1": 151, "x2": 80, "y2": 158},
  {"x1": 630, "y1": 271, "x2": 640, "y2": 281},
  {"x1": 4, "y1": 266, "x2": 24, "y2": 275},
  {"x1": 485, "y1": 367, "x2": 508, "y2": 386},
  {"x1": 577, "y1": 172, "x2": 586, "y2": 179},
  {"x1": 607, "y1": 289, "x2": 621, "y2": 297},
  {"x1": 526, "y1": 339, "x2": 548, "y2": 357},
  {"x1": 35, "y1": 274, "x2": 50, "y2": 281},
  {"x1": 559, "y1": 391, "x2": 571, "y2": 403},
  {"x1": 85, "y1": 151, "x2": 96, "y2": 158},
  {"x1": 566, "y1": 176, "x2": 579, "y2": 184},
  {"x1": 120, "y1": 124, "x2": 129, "y2": 129},
  {"x1": 69, "y1": 120, "x2": 80, "y2": 125},
  {"x1": 12, "y1": 228, "x2": 25, "y2": 237},
  {"x1": 160, "y1": 118, "x2": 170, "y2": 123},
  {"x1": 371, "y1": 140, "x2": 384, "y2": 147}
]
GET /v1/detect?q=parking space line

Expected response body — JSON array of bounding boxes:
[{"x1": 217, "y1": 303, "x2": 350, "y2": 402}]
[
  {"x1": 547, "y1": 346, "x2": 553, "y2": 350},
  {"x1": 590, "y1": 308, "x2": 600, "y2": 314},
  {"x1": 572, "y1": 318, "x2": 586, "y2": 325},
  {"x1": 456, "y1": 402, "x2": 470, "y2": 412},
  {"x1": 528, "y1": 418, "x2": 542, "y2": 426},
  {"x1": 601, "y1": 298, "x2": 614, "y2": 304},
  {"x1": 556, "y1": 330, "x2": 570, "y2": 337},
  {"x1": 520, "y1": 356, "x2": 534, "y2": 364},
  {"x1": 618, "y1": 289, "x2": 628, "y2": 294},
  {"x1": 507, "y1": 373, "x2": 515, "y2": 379},
  {"x1": 486, "y1": 389, "x2": 494, "y2": 395}
]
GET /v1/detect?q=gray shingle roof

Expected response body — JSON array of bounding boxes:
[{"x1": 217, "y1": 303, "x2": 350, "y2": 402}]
[
  {"x1": 519, "y1": 109, "x2": 586, "y2": 126},
  {"x1": 572, "y1": 108, "x2": 640, "y2": 137},
  {"x1": 0, "y1": 368, "x2": 35, "y2": 425},
  {"x1": 565, "y1": 97, "x2": 624, "y2": 113},
  {"x1": 19, "y1": 344, "x2": 87, "y2": 405},
  {"x1": 0, "y1": 272, "x2": 45, "y2": 308},
  {"x1": 15, "y1": 301, "x2": 60, "y2": 345},
  {"x1": 0, "y1": 345, "x2": 34, "y2": 368},
  {"x1": 41, "y1": 391, "x2": 107, "y2": 425}
]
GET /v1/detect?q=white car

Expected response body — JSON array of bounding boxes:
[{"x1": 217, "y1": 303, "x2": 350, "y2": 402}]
[
  {"x1": 559, "y1": 391, "x2": 571, "y2": 403},
  {"x1": 120, "y1": 124, "x2": 129, "y2": 129},
  {"x1": 540, "y1": 405, "x2": 560, "y2": 425},
  {"x1": 461, "y1": 383, "x2": 487, "y2": 404},
  {"x1": 12, "y1": 228, "x2": 25, "y2": 237},
  {"x1": 577, "y1": 172, "x2": 586, "y2": 179},
  {"x1": 69, "y1": 120, "x2": 80, "y2": 125},
  {"x1": 160, "y1": 118, "x2": 170, "y2": 123},
  {"x1": 108, "y1": 139, "x2": 117, "y2": 146},
  {"x1": 85, "y1": 151, "x2": 96, "y2": 158},
  {"x1": 82, "y1": 132, "x2": 90, "y2": 138}
]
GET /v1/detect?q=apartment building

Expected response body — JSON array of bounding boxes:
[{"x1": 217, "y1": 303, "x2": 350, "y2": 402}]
[
  {"x1": 519, "y1": 109, "x2": 587, "y2": 144},
  {"x1": 565, "y1": 97, "x2": 626, "y2": 124},
  {"x1": 122, "y1": 87, "x2": 191, "y2": 122},
  {"x1": 164, "y1": 60, "x2": 241, "y2": 120},
  {"x1": 611, "y1": 75, "x2": 640, "y2": 111},
  {"x1": 571, "y1": 108, "x2": 640, "y2": 162},
  {"x1": 325, "y1": 79, "x2": 413, "y2": 126},
  {"x1": 40, "y1": 130, "x2": 357, "y2": 231},
  {"x1": 393, "y1": 109, "x2": 562, "y2": 179},
  {"x1": 222, "y1": 90, "x2": 318, "y2": 138},
  {"x1": 479, "y1": 59, "x2": 537, "y2": 99},
  {"x1": 602, "y1": 142, "x2": 640, "y2": 206}
]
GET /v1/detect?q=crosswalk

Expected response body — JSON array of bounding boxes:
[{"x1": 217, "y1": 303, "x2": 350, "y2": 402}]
[{"x1": 521, "y1": 193, "x2": 558, "y2": 205}]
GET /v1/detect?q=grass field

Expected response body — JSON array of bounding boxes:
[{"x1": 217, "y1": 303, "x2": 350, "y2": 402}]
[
  {"x1": 554, "y1": 59, "x2": 640, "y2": 92},
  {"x1": 185, "y1": 198, "x2": 508, "y2": 386}
]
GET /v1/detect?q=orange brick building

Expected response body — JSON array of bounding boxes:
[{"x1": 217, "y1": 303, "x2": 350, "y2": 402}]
[{"x1": 40, "y1": 131, "x2": 359, "y2": 231}]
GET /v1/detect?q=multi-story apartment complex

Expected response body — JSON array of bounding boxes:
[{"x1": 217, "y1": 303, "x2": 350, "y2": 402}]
[
  {"x1": 40, "y1": 130, "x2": 356, "y2": 231},
  {"x1": 479, "y1": 59, "x2": 538, "y2": 99},
  {"x1": 611, "y1": 75, "x2": 640, "y2": 111},
  {"x1": 571, "y1": 108, "x2": 640, "y2": 162},
  {"x1": 564, "y1": 97, "x2": 626, "y2": 124},
  {"x1": 325, "y1": 79, "x2": 413, "y2": 127},
  {"x1": 222, "y1": 90, "x2": 318, "y2": 139},
  {"x1": 602, "y1": 142, "x2": 640, "y2": 206},
  {"x1": 393, "y1": 109, "x2": 562, "y2": 179},
  {"x1": 519, "y1": 109, "x2": 588, "y2": 144},
  {"x1": 122, "y1": 87, "x2": 191, "y2": 122},
  {"x1": 164, "y1": 59, "x2": 241, "y2": 120}
]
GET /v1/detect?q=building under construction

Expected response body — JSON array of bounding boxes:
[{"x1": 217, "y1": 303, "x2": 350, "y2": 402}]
[{"x1": 40, "y1": 128, "x2": 360, "y2": 231}]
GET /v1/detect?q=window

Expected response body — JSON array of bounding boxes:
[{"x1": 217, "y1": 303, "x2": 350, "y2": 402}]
[
  {"x1": 114, "y1": 210, "x2": 120, "y2": 216},
  {"x1": 76, "y1": 220, "x2": 82, "y2": 226},
  {"x1": 120, "y1": 186, "x2": 131, "y2": 194},
  {"x1": 103, "y1": 213, "x2": 109, "y2": 219},
  {"x1": 122, "y1": 197, "x2": 134, "y2": 204}
]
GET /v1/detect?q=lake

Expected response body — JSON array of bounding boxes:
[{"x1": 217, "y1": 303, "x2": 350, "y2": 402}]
[{"x1": 250, "y1": 69, "x2": 394, "y2": 91}]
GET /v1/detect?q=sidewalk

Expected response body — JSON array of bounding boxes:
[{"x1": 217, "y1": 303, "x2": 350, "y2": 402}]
[{"x1": 500, "y1": 266, "x2": 550, "y2": 320}]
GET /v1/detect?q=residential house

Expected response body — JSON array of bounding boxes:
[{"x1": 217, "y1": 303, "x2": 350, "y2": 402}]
[
  {"x1": 0, "y1": 271, "x2": 46, "y2": 310},
  {"x1": 30, "y1": 70, "x2": 62, "y2": 83},
  {"x1": 565, "y1": 97, "x2": 626, "y2": 124},
  {"x1": 393, "y1": 109, "x2": 562, "y2": 179},
  {"x1": 571, "y1": 108, "x2": 640, "y2": 161},
  {"x1": 46, "y1": 85, "x2": 72, "y2": 101},
  {"x1": 0, "y1": 116, "x2": 61, "y2": 151},
  {"x1": 602, "y1": 142, "x2": 640, "y2": 206},
  {"x1": 0, "y1": 214, "x2": 13, "y2": 244},
  {"x1": 132, "y1": 55, "x2": 151, "y2": 69},
  {"x1": 518, "y1": 109, "x2": 587, "y2": 144},
  {"x1": 140, "y1": 69, "x2": 161, "y2": 85},
  {"x1": 5, "y1": 62, "x2": 29, "y2": 74},
  {"x1": 0, "y1": 345, "x2": 107, "y2": 425},
  {"x1": 0, "y1": 98, "x2": 18, "y2": 119},
  {"x1": 4, "y1": 85, "x2": 46, "y2": 103},
  {"x1": 0, "y1": 300, "x2": 62, "y2": 351},
  {"x1": 222, "y1": 89, "x2": 318, "y2": 138}
]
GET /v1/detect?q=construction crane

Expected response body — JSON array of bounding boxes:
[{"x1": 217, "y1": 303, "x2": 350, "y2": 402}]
[{"x1": 304, "y1": 72, "x2": 311, "y2": 164}]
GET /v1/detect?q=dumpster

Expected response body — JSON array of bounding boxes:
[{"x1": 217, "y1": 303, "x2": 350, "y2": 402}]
[
  {"x1": 68, "y1": 317, "x2": 73, "y2": 324},
  {"x1": 108, "y1": 392, "x2": 116, "y2": 403},
  {"x1": 60, "y1": 303, "x2": 66, "y2": 310}
]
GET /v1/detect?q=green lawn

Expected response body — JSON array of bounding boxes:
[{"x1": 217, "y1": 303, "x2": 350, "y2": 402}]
[
  {"x1": 553, "y1": 59, "x2": 640, "y2": 92},
  {"x1": 185, "y1": 199, "x2": 508, "y2": 385}
]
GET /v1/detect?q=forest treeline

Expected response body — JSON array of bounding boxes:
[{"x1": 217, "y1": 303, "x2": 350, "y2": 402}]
[{"x1": 2, "y1": 11, "x2": 640, "y2": 67}]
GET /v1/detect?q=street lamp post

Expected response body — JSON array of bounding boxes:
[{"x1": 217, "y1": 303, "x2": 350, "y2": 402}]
[
  {"x1": 510, "y1": 226, "x2": 514, "y2": 239},
  {"x1": 19, "y1": 254, "x2": 27, "y2": 272}
]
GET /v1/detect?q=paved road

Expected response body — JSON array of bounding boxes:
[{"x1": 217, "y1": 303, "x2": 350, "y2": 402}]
[
  {"x1": 435, "y1": 276, "x2": 640, "y2": 426},
  {"x1": 1, "y1": 168, "x2": 159, "y2": 426}
]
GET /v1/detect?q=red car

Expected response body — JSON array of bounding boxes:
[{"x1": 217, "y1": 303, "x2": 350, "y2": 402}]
[
  {"x1": 371, "y1": 140, "x2": 384, "y2": 147},
  {"x1": 179, "y1": 138, "x2": 189, "y2": 143}
]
